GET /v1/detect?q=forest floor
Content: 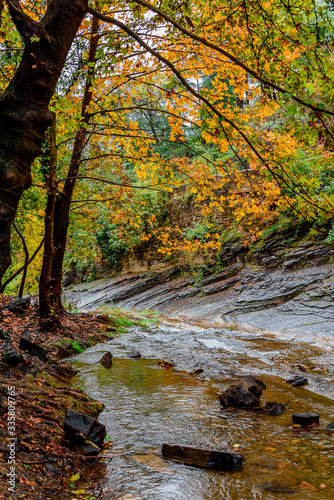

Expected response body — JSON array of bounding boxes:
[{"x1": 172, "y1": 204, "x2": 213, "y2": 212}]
[{"x1": 0, "y1": 295, "x2": 116, "y2": 500}]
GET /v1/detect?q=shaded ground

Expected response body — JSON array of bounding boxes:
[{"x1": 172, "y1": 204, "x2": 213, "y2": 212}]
[{"x1": 0, "y1": 295, "x2": 116, "y2": 500}]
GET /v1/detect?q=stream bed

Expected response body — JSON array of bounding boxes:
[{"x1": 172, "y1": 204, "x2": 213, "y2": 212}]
[{"x1": 72, "y1": 319, "x2": 334, "y2": 499}]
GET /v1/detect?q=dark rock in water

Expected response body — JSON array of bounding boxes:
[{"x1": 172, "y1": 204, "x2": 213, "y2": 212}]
[
  {"x1": 99, "y1": 351, "x2": 113, "y2": 368},
  {"x1": 19, "y1": 337, "x2": 48, "y2": 363},
  {"x1": 220, "y1": 376, "x2": 266, "y2": 408},
  {"x1": 286, "y1": 376, "x2": 308, "y2": 387},
  {"x1": 162, "y1": 444, "x2": 244, "y2": 470},
  {"x1": 292, "y1": 412, "x2": 319, "y2": 427},
  {"x1": 325, "y1": 422, "x2": 334, "y2": 432},
  {"x1": 265, "y1": 402, "x2": 286, "y2": 416},
  {"x1": 64, "y1": 409, "x2": 106, "y2": 448},
  {"x1": 129, "y1": 351, "x2": 141, "y2": 359}
]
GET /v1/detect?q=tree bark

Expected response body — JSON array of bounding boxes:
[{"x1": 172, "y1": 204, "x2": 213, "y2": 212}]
[
  {"x1": 13, "y1": 221, "x2": 29, "y2": 297},
  {"x1": 39, "y1": 112, "x2": 59, "y2": 327},
  {"x1": 0, "y1": 0, "x2": 88, "y2": 284},
  {"x1": 50, "y1": 16, "x2": 99, "y2": 313}
]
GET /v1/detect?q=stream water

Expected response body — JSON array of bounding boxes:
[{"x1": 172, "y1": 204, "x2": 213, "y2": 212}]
[{"x1": 72, "y1": 319, "x2": 334, "y2": 499}]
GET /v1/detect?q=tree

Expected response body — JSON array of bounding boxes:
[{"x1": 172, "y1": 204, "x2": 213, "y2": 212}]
[
  {"x1": 0, "y1": 0, "x2": 87, "y2": 282},
  {"x1": 1, "y1": 0, "x2": 334, "y2": 288}
]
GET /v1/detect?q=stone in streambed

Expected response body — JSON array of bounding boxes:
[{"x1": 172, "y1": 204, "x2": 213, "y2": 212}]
[
  {"x1": 292, "y1": 413, "x2": 319, "y2": 427},
  {"x1": 99, "y1": 351, "x2": 113, "y2": 368},
  {"x1": 129, "y1": 351, "x2": 141, "y2": 359},
  {"x1": 162, "y1": 444, "x2": 244, "y2": 470},
  {"x1": 286, "y1": 376, "x2": 308, "y2": 387},
  {"x1": 265, "y1": 402, "x2": 286, "y2": 416},
  {"x1": 326, "y1": 422, "x2": 334, "y2": 432},
  {"x1": 64, "y1": 409, "x2": 106, "y2": 447},
  {"x1": 220, "y1": 376, "x2": 266, "y2": 408}
]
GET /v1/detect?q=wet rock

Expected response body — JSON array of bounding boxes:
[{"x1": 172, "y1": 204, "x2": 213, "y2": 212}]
[
  {"x1": 129, "y1": 351, "x2": 141, "y2": 359},
  {"x1": 192, "y1": 368, "x2": 204, "y2": 376},
  {"x1": 286, "y1": 376, "x2": 308, "y2": 387},
  {"x1": 265, "y1": 402, "x2": 286, "y2": 416},
  {"x1": 162, "y1": 444, "x2": 244, "y2": 470},
  {"x1": 64, "y1": 409, "x2": 106, "y2": 448},
  {"x1": 325, "y1": 422, "x2": 334, "y2": 432},
  {"x1": 19, "y1": 337, "x2": 48, "y2": 363},
  {"x1": 99, "y1": 351, "x2": 113, "y2": 369},
  {"x1": 219, "y1": 377, "x2": 266, "y2": 408},
  {"x1": 292, "y1": 412, "x2": 319, "y2": 427}
]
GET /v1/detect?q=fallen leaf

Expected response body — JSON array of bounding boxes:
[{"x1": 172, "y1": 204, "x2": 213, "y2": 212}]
[{"x1": 300, "y1": 481, "x2": 318, "y2": 492}]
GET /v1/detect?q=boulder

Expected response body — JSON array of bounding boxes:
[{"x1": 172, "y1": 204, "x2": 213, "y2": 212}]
[
  {"x1": 292, "y1": 413, "x2": 319, "y2": 427},
  {"x1": 220, "y1": 377, "x2": 266, "y2": 408},
  {"x1": 99, "y1": 351, "x2": 113, "y2": 369},
  {"x1": 64, "y1": 409, "x2": 106, "y2": 448},
  {"x1": 162, "y1": 444, "x2": 244, "y2": 470}
]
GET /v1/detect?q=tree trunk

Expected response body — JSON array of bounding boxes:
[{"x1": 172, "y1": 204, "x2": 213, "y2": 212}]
[
  {"x1": 0, "y1": 0, "x2": 88, "y2": 284},
  {"x1": 39, "y1": 112, "x2": 60, "y2": 328},
  {"x1": 50, "y1": 17, "x2": 100, "y2": 313}
]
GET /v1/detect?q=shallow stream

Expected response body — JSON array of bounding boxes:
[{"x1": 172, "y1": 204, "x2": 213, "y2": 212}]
[{"x1": 72, "y1": 319, "x2": 334, "y2": 499}]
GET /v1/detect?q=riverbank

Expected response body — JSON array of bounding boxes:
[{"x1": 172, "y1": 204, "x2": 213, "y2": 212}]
[
  {"x1": 64, "y1": 259, "x2": 334, "y2": 349},
  {"x1": 0, "y1": 295, "x2": 117, "y2": 500}
]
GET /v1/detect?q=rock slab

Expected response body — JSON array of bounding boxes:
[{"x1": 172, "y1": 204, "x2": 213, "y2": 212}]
[
  {"x1": 162, "y1": 444, "x2": 244, "y2": 470},
  {"x1": 292, "y1": 413, "x2": 320, "y2": 427}
]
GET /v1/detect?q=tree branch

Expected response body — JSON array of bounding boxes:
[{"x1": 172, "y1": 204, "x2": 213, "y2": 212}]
[
  {"x1": 5, "y1": 0, "x2": 37, "y2": 42},
  {"x1": 87, "y1": 6, "x2": 333, "y2": 215},
  {"x1": 119, "y1": 0, "x2": 334, "y2": 117}
]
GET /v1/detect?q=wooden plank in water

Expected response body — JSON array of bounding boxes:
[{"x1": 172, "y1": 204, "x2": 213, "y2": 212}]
[{"x1": 162, "y1": 444, "x2": 245, "y2": 470}]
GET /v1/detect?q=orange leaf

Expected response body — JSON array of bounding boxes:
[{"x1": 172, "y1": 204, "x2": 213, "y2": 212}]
[{"x1": 300, "y1": 481, "x2": 318, "y2": 492}]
